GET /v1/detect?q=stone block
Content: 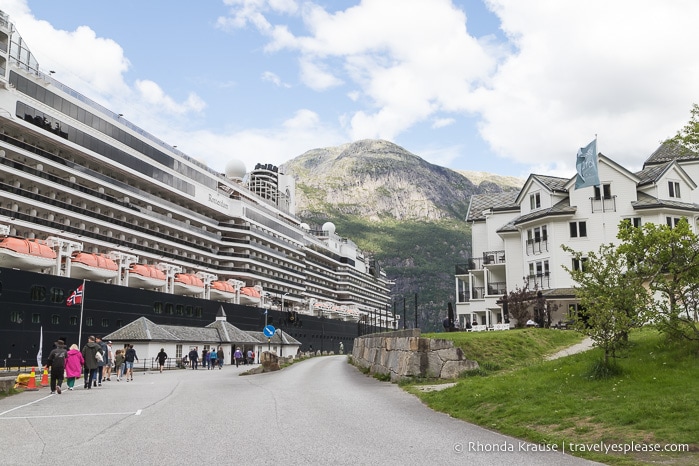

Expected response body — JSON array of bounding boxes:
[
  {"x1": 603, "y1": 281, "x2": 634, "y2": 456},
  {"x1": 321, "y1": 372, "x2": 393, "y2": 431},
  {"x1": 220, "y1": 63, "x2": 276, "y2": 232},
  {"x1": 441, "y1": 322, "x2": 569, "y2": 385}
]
[
  {"x1": 440, "y1": 360, "x2": 479, "y2": 379},
  {"x1": 435, "y1": 347, "x2": 463, "y2": 362}
]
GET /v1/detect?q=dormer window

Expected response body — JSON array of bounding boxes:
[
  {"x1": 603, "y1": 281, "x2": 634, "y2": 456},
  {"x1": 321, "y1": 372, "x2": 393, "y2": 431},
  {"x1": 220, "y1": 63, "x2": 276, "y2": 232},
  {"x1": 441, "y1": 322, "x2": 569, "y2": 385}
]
[
  {"x1": 669, "y1": 181, "x2": 681, "y2": 198},
  {"x1": 530, "y1": 193, "x2": 541, "y2": 209}
]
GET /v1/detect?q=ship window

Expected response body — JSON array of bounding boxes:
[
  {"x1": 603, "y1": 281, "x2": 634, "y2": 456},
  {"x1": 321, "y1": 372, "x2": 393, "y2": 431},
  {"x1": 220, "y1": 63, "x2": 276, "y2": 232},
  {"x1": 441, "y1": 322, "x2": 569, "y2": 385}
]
[
  {"x1": 185, "y1": 306, "x2": 193, "y2": 317},
  {"x1": 51, "y1": 315, "x2": 60, "y2": 325},
  {"x1": 86, "y1": 317, "x2": 93, "y2": 327},
  {"x1": 69, "y1": 316, "x2": 78, "y2": 326},
  {"x1": 195, "y1": 307, "x2": 203, "y2": 317},
  {"x1": 176, "y1": 304, "x2": 184, "y2": 316},
  {"x1": 49, "y1": 287, "x2": 65, "y2": 303},
  {"x1": 32, "y1": 314, "x2": 40, "y2": 324},
  {"x1": 10, "y1": 311, "x2": 23, "y2": 324},
  {"x1": 153, "y1": 302, "x2": 163, "y2": 314},
  {"x1": 165, "y1": 303, "x2": 174, "y2": 315},
  {"x1": 101, "y1": 318, "x2": 109, "y2": 327},
  {"x1": 30, "y1": 285, "x2": 47, "y2": 302}
]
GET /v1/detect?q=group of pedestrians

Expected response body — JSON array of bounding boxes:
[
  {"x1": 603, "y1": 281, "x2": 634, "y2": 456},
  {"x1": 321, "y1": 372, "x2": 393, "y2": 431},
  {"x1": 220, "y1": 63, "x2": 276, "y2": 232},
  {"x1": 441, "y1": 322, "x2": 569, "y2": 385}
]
[
  {"x1": 186, "y1": 346, "x2": 252, "y2": 369},
  {"x1": 44, "y1": 336, "x2": 139, "y2": 393}
]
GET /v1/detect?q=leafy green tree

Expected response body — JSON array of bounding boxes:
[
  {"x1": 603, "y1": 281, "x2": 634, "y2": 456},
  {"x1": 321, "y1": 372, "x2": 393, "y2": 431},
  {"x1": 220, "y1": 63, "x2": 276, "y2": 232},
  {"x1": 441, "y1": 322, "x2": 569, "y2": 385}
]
[
  {"x1": 669, "y1": 103, "x2": 699, "y2": 153},
  {"x1": 562, "y1": 243, "x2": 651, "y2": 365},
  {"x1": 505, "y1": 280, "x2": 535, "y2": 328},
  {"x1": 617, "y1": 218, "x2": 699, "y2": 341}
]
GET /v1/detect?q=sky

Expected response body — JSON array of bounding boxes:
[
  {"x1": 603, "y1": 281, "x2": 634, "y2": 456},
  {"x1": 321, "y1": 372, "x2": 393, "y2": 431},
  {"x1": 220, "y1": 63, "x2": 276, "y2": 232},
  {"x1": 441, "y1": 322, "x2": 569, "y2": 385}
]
[{"x1": 2, "y1": 0, "x2": 698, "y2": 179}]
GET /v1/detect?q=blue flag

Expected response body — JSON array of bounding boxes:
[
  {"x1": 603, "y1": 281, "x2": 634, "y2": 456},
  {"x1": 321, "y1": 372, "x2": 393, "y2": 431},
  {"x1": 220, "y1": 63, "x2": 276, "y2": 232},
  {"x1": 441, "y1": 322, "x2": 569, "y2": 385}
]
[{"x1": 575, "y1": 139, "x2": 599, "y2": 190}]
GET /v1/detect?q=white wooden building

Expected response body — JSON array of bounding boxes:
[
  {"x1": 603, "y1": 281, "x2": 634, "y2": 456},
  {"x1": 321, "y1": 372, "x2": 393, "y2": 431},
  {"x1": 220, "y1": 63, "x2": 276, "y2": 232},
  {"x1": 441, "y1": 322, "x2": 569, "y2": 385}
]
[{"x1": 456, "y1": 142, "x2": 699, "y2": 328}]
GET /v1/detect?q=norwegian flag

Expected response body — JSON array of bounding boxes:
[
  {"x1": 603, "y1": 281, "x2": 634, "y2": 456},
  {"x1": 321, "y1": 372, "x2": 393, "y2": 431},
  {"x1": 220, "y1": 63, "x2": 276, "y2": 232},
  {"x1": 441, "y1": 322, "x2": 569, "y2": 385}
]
[{"x1": 66, "y1": 284, "x2": 84, "y2": 306}]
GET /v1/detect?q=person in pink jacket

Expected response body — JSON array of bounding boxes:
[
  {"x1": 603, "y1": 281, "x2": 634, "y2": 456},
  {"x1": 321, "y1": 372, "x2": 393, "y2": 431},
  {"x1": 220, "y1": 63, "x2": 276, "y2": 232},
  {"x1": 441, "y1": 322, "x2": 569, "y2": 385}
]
[{"x1": 64, "y1": 343, "x2": 85, "y2": 390}]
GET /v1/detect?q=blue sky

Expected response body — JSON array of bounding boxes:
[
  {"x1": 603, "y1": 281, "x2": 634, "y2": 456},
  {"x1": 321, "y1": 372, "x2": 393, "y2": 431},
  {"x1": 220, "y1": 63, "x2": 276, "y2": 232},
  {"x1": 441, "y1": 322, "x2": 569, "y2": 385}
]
[{"x1": 3, "y1": 0, "x2": 698, "y2": 179}]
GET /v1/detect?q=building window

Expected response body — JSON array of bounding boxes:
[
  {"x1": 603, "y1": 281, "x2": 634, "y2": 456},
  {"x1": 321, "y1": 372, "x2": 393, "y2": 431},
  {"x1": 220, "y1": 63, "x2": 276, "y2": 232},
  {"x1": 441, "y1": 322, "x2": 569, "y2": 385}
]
[
  {"x1": 101, "y1": 318, "x2": 109, "y2": 327},
  {"x1": 10, "y1": 311, "x2": 23, "y2": 324},
  {"x1": 70, "y1": 316, "x2": 78, "y2": 326},
  {"x1": 32, "y1": 313, "x2": 40, "y2": 324},
  {"x1": 116, "y1": 319, "x2": 123, "y2": 328},
  {"x1": 86, "y1": 317, "x2": 93, "y2": 327},
  {"x1": 572, "y1": 257, "x2": 588, "y2": 271},
  {"x1": 666, "y1": 217, "x2": 681, "y2": 228},
  {"x1": 166, "y1": 303, "x2": 174, "y2": 315},
  {"x1": 153, "y1": 302, "x2": 163, "y2": 314},
  {"x1": 530, "y1": 192, "x2": 541, "y2": 209},
  {"x1": 669, "y1": 181, "x2": 681, "y2": 198},
  {"x1": 632, "y1": 217, "x2": 642, "y2": 228},
  {"x1": 594, "y1": 184, "x2": 612, "y2": 200},
  {"x1": 570, "y1": 221, "x2": 588, "y2": 238},
  {"x1": 50, "y1": 287, "x2": 65, "y2": 303},
  {"x1": 176, "y1": 304, "x2": 184, "y2": 316},
  {"x1": 176, "y1": 344, "x2": 183, "y2": 359},
  {"x1": 51, "y1": 314, "x2": 60, "y2": 325}
]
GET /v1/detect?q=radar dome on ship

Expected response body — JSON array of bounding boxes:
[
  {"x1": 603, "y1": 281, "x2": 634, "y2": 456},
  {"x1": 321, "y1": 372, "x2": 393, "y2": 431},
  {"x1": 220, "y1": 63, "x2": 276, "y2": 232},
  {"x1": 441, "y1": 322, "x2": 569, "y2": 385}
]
[
  {"x1": 300, "y1": 223, "x2": 310, "y2": 230},
  {"x1": 224, "y1": 159, "x2": 247, "y2": 180},
  {"x1": 322, "y1": 222, "x2": 336, "y2": 234}
]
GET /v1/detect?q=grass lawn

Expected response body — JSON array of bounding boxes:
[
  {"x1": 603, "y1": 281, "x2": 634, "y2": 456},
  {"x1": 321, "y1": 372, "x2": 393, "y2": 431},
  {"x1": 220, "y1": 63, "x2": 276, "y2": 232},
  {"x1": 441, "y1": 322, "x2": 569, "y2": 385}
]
[{"x1": 413, "y1": 328, "x2": 698, "y2": 465}]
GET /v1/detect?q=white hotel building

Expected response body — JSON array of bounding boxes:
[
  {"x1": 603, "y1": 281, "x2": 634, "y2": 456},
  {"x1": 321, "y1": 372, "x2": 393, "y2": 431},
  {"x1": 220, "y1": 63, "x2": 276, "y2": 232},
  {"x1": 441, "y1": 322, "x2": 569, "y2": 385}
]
[{"x1": 455, "y1": 142, "x2": 699, "y2": 329}]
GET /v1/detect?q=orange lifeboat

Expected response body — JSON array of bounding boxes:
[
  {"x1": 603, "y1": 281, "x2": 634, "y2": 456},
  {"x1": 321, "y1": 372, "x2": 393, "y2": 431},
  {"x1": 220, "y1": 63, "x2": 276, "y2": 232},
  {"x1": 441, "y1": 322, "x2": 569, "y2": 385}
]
[
  {"x1": 0, "y1": 237, "x2": 56, "y2": 271},
  {"x1": 69, "y1": 252, "x2": 118, "y2": 281},
  {"x1": 173, "y1": 273, "x2": 205, "y2": 296},
  {"x1": 239, "y1": 286, "x2": 262, "y2": 305},
  {"x1": 209, "y1": 280, "x2": 237, "y2": 301},
  {"x1": 127, "y1": 264, "x2": 166, "y2": 289}
]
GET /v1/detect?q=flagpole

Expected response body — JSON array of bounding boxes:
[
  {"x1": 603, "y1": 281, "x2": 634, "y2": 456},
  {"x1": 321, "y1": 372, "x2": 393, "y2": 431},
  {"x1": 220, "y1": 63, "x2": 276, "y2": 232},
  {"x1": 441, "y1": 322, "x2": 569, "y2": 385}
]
[
  {"x1": 36, "y1": 326, "x2": 43, "y2": 368},
  {"x1": 77, "y1": 279, "x2": 86, "y2": 348}
]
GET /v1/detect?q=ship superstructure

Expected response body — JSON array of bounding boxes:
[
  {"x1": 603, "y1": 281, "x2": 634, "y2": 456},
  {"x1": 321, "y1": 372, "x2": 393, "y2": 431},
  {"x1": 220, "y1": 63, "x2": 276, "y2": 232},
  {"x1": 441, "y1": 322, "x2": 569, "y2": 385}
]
[{"x1": 0, "y1": 10, "x2": 394, "y2": 360}]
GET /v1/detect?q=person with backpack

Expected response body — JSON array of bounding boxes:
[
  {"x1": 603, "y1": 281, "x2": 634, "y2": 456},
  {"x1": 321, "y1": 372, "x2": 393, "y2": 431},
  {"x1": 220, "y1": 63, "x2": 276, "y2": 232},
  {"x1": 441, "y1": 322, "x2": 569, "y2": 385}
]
[
  {"x1": 45, "y1": 340, "x2": 67, "y2": 394},
  {"x1": 156, "y1": 348, "x2": 168, "y2": 373}
]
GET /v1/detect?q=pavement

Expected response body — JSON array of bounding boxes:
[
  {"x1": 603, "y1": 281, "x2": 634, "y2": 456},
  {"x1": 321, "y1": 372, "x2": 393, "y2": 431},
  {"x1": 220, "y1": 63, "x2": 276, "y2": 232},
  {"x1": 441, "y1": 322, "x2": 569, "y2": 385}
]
[{"x1": 545, "y1": 337, "x2": 595, "y2": 360}]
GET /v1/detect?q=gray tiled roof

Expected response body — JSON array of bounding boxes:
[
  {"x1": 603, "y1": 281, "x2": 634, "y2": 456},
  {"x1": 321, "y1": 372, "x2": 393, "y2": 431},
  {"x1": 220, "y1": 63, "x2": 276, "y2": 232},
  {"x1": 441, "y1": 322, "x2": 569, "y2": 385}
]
[
  {"x1": 513, "y1": 198, "x2": 577, "y2": 226},
  {"x1": 104, "y1": 317, "x2": 179, "y2": 341},
  {"x1": 643, "y1": 141, "x2": 699, "y2": 167},
  {"x1": 533, "y1": 174, "x2": 570, "y2": 192},
  {"x1": 248, "y1": 330, "x2": 301, "y2": 345},
  {"x1": 467, "y1": 191, "x2": 519, "y2": 222},
  {"x1": 104, "y1": 317, "x2": 263, "y2": 344},
  {"x1": 635, "y1": 162, "x2": 671, "y2": 186},
  {"x1": 206, "y1": 320, "x2": 260, "y2": 344},
  {"x1": 632, "y1": 192, "x2": 699, "y2": 212}
]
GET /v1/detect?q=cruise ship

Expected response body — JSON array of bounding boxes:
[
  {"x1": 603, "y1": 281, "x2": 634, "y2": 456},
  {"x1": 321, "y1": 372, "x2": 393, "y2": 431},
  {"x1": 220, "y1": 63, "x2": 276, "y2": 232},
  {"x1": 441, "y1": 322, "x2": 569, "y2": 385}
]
[{"x1": 0, "y1": 11, "x2": 394, "y2": 365}]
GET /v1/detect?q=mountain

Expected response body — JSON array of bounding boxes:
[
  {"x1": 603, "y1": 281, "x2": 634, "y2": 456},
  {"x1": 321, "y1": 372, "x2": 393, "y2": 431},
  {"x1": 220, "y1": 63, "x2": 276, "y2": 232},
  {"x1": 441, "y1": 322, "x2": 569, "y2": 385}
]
[{"x1": 281, "y1": 139, "x2": 523, "y2": 331}]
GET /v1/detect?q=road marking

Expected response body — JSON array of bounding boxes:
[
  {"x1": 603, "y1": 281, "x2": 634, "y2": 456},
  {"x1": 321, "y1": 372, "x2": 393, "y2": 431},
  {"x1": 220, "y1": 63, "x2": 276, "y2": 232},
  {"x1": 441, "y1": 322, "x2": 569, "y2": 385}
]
[
  {"x1": 0, "y1": 411, "x2": 140, "y2": 420},
  {"x1": 0, "y1": 395, "x2": 53, "y2": 417}
]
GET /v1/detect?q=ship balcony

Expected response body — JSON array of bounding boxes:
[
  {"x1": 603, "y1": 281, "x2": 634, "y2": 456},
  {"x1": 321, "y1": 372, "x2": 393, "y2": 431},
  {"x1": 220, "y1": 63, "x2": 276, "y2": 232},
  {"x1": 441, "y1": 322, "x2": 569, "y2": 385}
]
[{"x1": 483, "y1": 250, "x2": 506, "y2": 266}]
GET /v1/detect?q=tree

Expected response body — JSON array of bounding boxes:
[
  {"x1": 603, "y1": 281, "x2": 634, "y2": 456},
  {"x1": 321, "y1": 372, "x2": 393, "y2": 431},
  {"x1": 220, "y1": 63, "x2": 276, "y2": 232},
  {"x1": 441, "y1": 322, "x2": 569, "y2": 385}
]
[
  {"x1": 669, "y1": 103, "x2": 699, "y2": 153},
  {"x1": 617, "y1": 218, "x2": 699, "y2": 341},
  {"x1": 505, "y1": 279, "x2": 536, "y2": 328},
  {"x1": 562, "y1": 243, "x2": 651, "y2": 365}
]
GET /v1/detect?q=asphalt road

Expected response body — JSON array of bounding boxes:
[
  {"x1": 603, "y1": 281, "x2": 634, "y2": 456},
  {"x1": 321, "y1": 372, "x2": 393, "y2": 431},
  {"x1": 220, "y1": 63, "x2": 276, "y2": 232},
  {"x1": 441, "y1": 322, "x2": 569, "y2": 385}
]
[{"x1": 0, "y1": 356, "x2": 599, "y2": 465}]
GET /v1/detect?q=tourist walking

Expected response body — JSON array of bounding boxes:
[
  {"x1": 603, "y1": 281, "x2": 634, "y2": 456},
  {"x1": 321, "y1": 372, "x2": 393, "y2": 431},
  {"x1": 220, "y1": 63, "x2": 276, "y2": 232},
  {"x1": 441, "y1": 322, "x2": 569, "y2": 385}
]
[
  {"x1": 45, "y1": 340, "x2": 67, "y2": 394},
  {"x1": 114, "y1": 349, "x2": 125, "y2": 381},
  {"x1": 217, "y1": 346, "x2": 224, "y2": 369},
  {"x1": 64, "y1": 343, "x2": 84, "y2": 390},
  {"x1": 124, "y1": 344, "x2": 138, "y2": 381},
  {"x1": 103, "y1": 341, "x2": 114, "y2": 381},
  {"x1": 246, "y1": 349, "x2": 253, "y2": 365},
  {"x1": 96, "y1": 336, "x2": 107, "y2": 386},
  {"x1": 234, "y1": 347, "x2": 243, "y2": 367},
  {"x1": 202, "y1": 348, "x2": 209, "y2": 370},
  {"x1": 188, "y1": 347, "x2": 198, "y2": 369},
  {"x1": 156, "y1": 348, "x2": 168, "y2": 373},
  {"x1": 208, "y1": 347, "x2": 217, "y2": 370},
  {"x1": 81, "y1": 336, "x2": 102, "y2": 389}
]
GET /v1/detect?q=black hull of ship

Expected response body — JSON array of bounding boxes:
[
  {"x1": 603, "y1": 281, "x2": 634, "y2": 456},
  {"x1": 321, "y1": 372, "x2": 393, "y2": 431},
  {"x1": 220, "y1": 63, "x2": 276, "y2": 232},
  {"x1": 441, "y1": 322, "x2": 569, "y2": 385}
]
[{"x1": 0, "y1": 267, "x2": 369, "y2": 367}]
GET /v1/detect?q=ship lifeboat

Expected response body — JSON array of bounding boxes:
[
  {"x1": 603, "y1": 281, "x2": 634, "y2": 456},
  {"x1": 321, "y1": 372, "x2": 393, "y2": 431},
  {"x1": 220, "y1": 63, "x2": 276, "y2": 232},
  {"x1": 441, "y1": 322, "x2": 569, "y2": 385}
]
[
  {"x1": 239, "y1": 286, "x2": 261, "y2": 306},
  {"x1": 174, "y1": 273, "x2": 205, "y2": 296},
  {"x1": 0, "y1": 237, "x2": 56, "y2": 271},
  {"x1": 209, "y1": 280, "x2": 237, "y2": 301},
  {"x1": 127, "y1": 264, "x2": 166, "y2": 289},
  {"x1": 69, "y1": 252, "x2": 119, "y2": 281}
]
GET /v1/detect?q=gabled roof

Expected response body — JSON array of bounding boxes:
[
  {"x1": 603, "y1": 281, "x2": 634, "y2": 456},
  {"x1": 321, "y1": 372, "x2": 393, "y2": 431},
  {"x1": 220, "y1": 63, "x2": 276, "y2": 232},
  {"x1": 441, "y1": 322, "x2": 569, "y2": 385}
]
[
  {"x1": 104, "y1": 317, "x2": 179, "y2": 341},
  {"x1": 636, "y1": 159, "x2": 697, "y2": 190},
  {"x1": 631, "y1": 192, "x2": 699, "y2": 212},
  {"x1": 643, "y1": 140, "x2": 699, "y2": 167},
  {"x1": 514, "y1": 174, "x2": 569, "y2": 206},
  {"x1": 248, "y1": 330, "x2": 301, "y2": 346},
  {"x1": 466, "y1": 191, "x2": 519, "y2": 222},
  {"x1": 512, "y1": 198, "x2": 577, "y2": 227},
  {"x1": 104, "y1": 317, "x2": 261, "y2": 344}
]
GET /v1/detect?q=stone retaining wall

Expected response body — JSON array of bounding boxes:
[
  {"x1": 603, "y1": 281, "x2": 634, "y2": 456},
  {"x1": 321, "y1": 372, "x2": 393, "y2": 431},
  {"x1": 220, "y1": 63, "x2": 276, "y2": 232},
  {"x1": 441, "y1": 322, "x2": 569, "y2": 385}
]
[{"x1": 352, "y1": 329, "x2": 479, "y2": 382}]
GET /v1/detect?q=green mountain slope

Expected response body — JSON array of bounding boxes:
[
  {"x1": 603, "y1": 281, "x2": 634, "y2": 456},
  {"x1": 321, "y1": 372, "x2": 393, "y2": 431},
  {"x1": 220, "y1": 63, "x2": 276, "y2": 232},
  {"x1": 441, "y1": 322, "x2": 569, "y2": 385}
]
[{"x1": 281, "y1": 139, "x2": 522, "y2": 331}]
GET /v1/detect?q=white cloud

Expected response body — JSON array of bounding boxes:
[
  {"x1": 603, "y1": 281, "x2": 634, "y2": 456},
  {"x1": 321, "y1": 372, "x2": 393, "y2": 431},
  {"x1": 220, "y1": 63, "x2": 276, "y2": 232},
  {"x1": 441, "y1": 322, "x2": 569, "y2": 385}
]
[
  {"x1": 261, "y1": 71, "x2": 291, "y2": 87},
  {"x1": 432, "y1": 118, "x2": 456, "y2": 129}
]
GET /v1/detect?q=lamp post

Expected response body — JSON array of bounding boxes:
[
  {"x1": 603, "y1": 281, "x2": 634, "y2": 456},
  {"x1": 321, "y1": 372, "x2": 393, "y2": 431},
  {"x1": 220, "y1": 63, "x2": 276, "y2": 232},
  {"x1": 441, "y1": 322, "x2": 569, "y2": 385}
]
[{"x1": 281, "y1": 292, "x2": 289, "y2": 312}]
